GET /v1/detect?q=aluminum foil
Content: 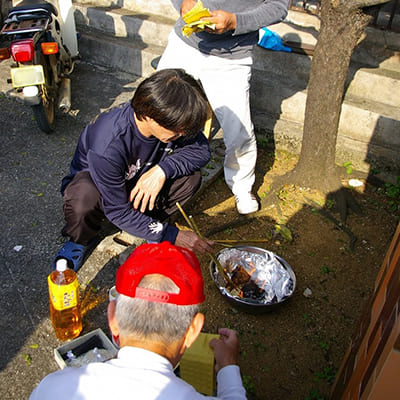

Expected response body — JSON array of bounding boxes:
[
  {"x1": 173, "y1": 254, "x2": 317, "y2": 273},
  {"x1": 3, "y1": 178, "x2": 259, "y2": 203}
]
[
  {"x1": 215, "y1": 248, "x2": 294, "y2": 304},
  {"x1": 65, "y1": 347, "x2": 115, "y2": 367}
]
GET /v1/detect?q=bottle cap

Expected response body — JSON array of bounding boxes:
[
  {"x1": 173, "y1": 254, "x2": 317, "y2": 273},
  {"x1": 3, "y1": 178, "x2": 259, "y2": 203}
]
[{"x1": 56, "y1": 258, "x2": 68, "y2": 272}]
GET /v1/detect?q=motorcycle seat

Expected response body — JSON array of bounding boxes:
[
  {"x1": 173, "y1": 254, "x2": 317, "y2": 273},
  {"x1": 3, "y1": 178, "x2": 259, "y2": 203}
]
[{"x1": 9, "y1": 0, "x2": 58, "y2": 18}]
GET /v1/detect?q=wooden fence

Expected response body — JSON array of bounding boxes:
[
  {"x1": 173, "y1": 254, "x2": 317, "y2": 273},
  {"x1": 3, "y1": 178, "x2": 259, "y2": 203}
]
[{"x1": 331, "y1": 222, "x2": 400, "y2": 399}]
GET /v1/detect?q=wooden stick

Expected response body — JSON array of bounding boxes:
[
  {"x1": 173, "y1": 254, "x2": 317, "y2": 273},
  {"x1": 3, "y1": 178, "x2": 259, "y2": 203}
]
[
  {"x1": 175, "y1": 202, "x2": 238, "y2": 291},
  {"x1": 176, "y1": 202, "x2": 194, "y2": 230},
  {"x1": 214, "y1": 239, "x2": 269, "y2": 244}
]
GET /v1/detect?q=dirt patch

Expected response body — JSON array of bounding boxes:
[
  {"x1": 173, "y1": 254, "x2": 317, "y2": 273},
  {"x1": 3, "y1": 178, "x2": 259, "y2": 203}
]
[
  {"x1": 73, "y1": 144, "x2": 399, "y2": 400},
  {"x1": 174, "y1": 146, "x2": 399, "y2": 399}
]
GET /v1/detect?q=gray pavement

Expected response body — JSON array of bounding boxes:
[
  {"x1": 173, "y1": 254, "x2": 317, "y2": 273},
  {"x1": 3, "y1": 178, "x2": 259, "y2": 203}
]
[{"x1": 0, "y1": 60, "x2": 222, "y2": 399}]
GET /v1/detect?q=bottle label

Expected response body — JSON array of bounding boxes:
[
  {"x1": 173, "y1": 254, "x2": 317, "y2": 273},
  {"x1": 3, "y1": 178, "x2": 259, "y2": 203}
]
[{"x1": 48, "y1": 276, "x2": 79, "y2": 311}]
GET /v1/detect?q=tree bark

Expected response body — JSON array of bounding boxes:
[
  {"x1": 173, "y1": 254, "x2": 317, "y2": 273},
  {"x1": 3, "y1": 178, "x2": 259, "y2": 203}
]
[
  {"x1": 262, "y1": 0, "x2": 390, "y2": 220},
  {"x1": 291, "y1": 1, "x2": 372, "y2": 193}
]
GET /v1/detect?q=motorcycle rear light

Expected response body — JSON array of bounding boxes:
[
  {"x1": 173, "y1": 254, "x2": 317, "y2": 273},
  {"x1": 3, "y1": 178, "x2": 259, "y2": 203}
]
[
  {"x1": 0, "y1": 47, "x2": 11, "y2": 60},
  {"x1": 41, "y1": 42, "x2": 59, "y2": 55},
  {"x1": 11, "y1": 39, "x2": 34, "y2": 62}
]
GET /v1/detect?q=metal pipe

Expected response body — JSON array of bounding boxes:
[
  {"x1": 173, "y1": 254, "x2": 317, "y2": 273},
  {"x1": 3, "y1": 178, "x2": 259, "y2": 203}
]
[{"x1": 58, "y1": 77, "x2": 71, "y2": 112}]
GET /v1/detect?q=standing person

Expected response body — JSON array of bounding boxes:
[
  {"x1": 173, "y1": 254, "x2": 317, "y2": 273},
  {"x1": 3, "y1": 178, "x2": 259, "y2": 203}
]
[
  {"x1": 30, "y1": 242, "x2": 247, "y2": 400},
  {"x1": 158, "y1": 0, "x2": 290, "y2": 214},
  {"x1": 54, "y1": 69, "x2": 214, "y2": 271}
]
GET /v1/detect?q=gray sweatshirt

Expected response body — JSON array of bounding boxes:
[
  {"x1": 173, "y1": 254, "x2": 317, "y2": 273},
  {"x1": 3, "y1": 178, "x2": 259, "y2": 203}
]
[{"x1": 171, "y1": 0, "x2": 289, "y2": 59}]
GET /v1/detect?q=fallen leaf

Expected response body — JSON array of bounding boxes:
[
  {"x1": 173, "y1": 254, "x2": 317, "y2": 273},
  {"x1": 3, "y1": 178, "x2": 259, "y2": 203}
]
[
  {"x1": 275, "y1": 224, "x2": 293, "y2": 242},
  {"x1": 23, "y1": 354, "x2": 31, "y2": 365}
]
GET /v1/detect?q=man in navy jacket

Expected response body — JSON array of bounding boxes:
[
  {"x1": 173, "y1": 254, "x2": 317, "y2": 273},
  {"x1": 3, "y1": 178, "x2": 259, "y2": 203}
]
[{"x1": 55, "y1": 69, "x2": 214, "y2": 270}]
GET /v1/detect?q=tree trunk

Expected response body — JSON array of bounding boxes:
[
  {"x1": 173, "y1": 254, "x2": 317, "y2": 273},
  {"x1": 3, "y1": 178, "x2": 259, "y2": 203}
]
[
  {"x1": 291, "y1": 1, "x2": 372, "y2": 193},
  {"x1": 261, "y1": 0, "x2": 391, "y2": 220}
]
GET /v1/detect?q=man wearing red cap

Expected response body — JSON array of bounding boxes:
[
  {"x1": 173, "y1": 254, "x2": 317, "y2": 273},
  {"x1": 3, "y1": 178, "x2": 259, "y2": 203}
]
[{"x1": 30, "y1": 242, "x2": 246, "y2": 399}]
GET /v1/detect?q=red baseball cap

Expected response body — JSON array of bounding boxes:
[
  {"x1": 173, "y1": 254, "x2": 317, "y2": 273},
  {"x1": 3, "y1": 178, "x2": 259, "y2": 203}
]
[{"x1": 115, "y1": 242, "x2": 205, "y2": 305}]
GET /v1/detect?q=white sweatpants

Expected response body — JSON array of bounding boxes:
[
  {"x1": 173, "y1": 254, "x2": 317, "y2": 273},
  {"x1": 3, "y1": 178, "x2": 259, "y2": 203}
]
[{"x1": 157, "y1": 31, "x2": 257, "y2": 197}]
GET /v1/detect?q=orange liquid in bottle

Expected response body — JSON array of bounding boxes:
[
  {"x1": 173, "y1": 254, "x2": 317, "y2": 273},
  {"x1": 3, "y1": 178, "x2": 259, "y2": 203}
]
[{"x1": 48, "y1": 259, "x2": 82, "y2": 340}]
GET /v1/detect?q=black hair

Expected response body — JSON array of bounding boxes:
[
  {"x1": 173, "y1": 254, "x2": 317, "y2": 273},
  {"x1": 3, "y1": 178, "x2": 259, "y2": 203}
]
[{"x1": 131, "y1": 69, "x2": 209, "y2": 139}]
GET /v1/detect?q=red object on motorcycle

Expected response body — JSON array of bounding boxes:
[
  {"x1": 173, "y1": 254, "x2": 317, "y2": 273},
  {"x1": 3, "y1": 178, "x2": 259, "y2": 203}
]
[
  {"x1": 41, "y1": 42, "x2": 59, "y2": 55},
  {"x1": 11, "y1": 39, "x2": 34, "y2": 62},
  {"x1": 0, "y1": 47, "x2": 11, "y2": 60}
]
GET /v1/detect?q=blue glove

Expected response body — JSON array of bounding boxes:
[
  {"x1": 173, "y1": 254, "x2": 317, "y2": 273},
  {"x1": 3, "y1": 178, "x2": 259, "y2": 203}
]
[{"x1": 258, "y1": 27, "x2": 292, "y2": 53}]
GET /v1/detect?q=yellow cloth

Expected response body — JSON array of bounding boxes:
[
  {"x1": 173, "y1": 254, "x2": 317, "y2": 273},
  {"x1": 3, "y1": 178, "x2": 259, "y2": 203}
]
[
  {"x1": 182, "y1": 1, "x2": 216, "y2": 37},
  {"x1": 179, "y1": 332, "x2": 219, "y2": 395}
]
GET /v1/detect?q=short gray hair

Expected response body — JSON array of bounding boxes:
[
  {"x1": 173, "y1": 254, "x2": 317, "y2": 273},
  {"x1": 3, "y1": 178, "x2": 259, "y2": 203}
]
[{"x1": 115, "y1": 274, "x2": 200, "y2": 344}]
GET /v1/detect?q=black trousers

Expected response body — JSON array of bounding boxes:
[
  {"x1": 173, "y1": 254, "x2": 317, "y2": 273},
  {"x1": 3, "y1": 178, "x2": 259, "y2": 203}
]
[{"x1": 62, "y1": 170, "x2": 202, "y2": 245}]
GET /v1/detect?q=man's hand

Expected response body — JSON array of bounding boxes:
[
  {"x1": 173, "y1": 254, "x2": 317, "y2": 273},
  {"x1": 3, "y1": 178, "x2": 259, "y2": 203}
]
[
  {"x1": 209, "y1": 328, "x2": 240, "y2": 373},
  {"x1": 203, "y1": 10, "x2": 237, "y2": 34},
  {"x1": 129, "y1": 165, "x2": 166, "y2": 213},
  {"x1": 180, "y1": 0, "x2": 197, "y2": 16},
  {"x1": 175, "y1": 229, "x2": 214, "y2": 254}
]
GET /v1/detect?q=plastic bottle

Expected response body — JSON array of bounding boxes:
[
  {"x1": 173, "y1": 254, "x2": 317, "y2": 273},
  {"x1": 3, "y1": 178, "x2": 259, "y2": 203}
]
[{"x1": 48, "y1": 258, "x2": 82, "y2": 340}]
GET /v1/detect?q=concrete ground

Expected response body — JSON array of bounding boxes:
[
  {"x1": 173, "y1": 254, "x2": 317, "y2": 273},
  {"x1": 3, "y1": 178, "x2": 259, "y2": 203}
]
[{"x1": 0, "y1": 60, "x2": 204, "y2": 399}]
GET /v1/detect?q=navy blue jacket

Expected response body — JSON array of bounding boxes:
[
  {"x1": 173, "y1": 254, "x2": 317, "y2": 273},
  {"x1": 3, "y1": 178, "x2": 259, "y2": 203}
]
[{"x1": 61, "y1": 103, "x2": 211, "y2": 243}]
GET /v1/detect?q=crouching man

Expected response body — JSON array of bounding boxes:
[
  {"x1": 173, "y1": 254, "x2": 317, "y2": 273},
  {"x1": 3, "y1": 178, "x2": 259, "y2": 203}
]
[{"x1": 54, "y1": 69, "x2": 214, "y2": 271}]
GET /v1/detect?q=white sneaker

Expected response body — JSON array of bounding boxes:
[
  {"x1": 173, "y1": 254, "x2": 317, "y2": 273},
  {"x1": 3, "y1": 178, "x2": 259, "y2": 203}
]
[{"x1": 234, "y1": 192, "x2": 259, "y2": 214}]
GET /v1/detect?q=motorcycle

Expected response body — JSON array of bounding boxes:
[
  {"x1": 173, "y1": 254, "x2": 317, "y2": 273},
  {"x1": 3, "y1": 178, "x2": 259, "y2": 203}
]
[{"x1": 0, "y1": 0, "x2": 79, "y2": 133}]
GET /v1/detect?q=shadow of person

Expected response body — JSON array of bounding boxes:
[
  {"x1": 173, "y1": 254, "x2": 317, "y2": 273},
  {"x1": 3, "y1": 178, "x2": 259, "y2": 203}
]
[{"x1": 250, "y1": 32, "x2": 310, "y2": 193}]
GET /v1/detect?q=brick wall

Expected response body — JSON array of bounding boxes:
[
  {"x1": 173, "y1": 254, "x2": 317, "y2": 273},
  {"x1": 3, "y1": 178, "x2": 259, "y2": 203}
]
[{"x1": 331, "y1": 222, "x2": 400, "y2": 399}]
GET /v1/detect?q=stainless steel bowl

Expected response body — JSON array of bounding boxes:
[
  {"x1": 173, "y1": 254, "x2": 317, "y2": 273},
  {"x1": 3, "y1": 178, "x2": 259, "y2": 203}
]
[{"x1": 209, "y1": 246, "x2": 296, "y2": 314}]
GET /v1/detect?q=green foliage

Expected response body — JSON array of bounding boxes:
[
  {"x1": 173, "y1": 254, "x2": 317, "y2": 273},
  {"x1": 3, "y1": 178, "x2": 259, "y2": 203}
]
[
  {"x1": 257, "y1": 137, "x2": 269, "y2": 148},
  {"x1": 225, "y1": 227, "x2": 233, "y2": 235},
  {"x1": 314, "y1": 366, "x2": 336, "y2": 384},
  {"x1": 275, "y1": 224, "x2": 293, "y2": 241},
  {"x1": 23, "y1": 354, "x2": 32, "y2": 366},
  {"x1": 305, "y1": 388, "x2": 328, "y2": 400},
  {"x1": 320, "y1": 265, "x2": 331, "y2": 274},
  {"x1": 242, "y1": 375, "x2": 256, "y2": 394},
  {"x1": 384, "y1": 177, "x2": 400, "y2": 211},
  {"x1": 252, "y1": 341, "x2": 267, "y2": 353},
  {"x1": 325, "y1": 199, "x2": 334, "y2": 209},
  {"x1": 278, "y1": 187, "x2": 288, "y2": 200},
  {"x1": 302, "y1": 313, "x2": 312, "y2": 325},
  {"x1": 319, "y1": 340, "x2": 330, "y2": 351},
  {"x1": 343, "y1": 161, "x2": 353, "y2": 175}
]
